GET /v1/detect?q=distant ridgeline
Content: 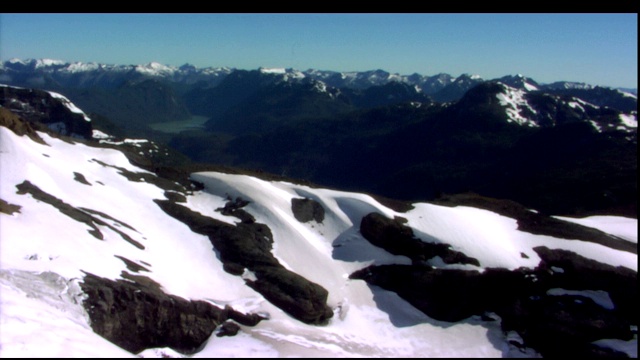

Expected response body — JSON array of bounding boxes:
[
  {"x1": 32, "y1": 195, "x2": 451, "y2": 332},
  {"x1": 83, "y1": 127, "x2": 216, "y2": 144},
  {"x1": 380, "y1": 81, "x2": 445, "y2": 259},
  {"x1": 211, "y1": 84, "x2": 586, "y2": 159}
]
[{"x1": 1, "y1": 59, "x2": 637, "y2": 217}]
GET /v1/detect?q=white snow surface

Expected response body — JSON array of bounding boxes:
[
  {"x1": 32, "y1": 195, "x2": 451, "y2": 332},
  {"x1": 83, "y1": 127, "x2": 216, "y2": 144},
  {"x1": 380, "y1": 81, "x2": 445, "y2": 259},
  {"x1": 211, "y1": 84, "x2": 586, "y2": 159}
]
[
  {"x1": 554, "y1": 215, "x2": 637, "y2": 243},
  {"x1": 0, "y1": 122, "x2": 637, "y2": 357}
]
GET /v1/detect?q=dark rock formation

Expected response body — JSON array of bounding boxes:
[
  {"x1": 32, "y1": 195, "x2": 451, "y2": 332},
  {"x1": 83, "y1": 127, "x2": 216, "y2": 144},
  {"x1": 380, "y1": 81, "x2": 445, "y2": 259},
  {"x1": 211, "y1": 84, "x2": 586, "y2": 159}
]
[
  {"x1": 0, "y1": 85, "x2": 92, "y2": 139},
  {"x1": 154, "y1": 198, "x2": 333, "y2": 325},
  {"x1": 349, "y1": 245, "x2": 637, "y2": 357},
  {"x1": 217, "y1": 196, "x2": 256, "y2": 224},
  {"x1": 0, "y1": 107, "x2": 47, "y2": 145},
  {"x1": 350, "y1": 265, "x2": 535, "y2": 322},
  {"x1": 291, "y1": 197, "x2": 325, "y2": 223},
  {"x1": 73, "y1": 172, "x2": 92, "y2": 186},
  {"x1": 359, "y1": 212, "x2": 480, "y2": 266},
  {"x1": 0, "y1": 198, "x2": 21, "y2": 215},
  {"x1": 80, "y1": 272, "x2": 265, "y2": 354},
  {"x1": 246, "y1": 265, "x2": 333, "y2": 325},
  {"x1": 533, "y1": 246, "x2": 638, "y2": 323},
  {"x1": 164, "y1": 191, "x2": 187, "y2": 203},
  {"x1": 113, "y1": 255, "x2": 150, "y2": 273},
  {"x1": 216, "y1": 321, "x2": 241, "y2": 337}
]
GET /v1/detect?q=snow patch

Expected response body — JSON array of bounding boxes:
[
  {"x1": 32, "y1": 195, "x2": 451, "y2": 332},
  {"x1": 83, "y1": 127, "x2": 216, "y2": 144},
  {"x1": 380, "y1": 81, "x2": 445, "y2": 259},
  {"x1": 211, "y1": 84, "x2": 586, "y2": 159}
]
[
  {"x1": 313, "y1": 81, "x2": 328, "y2": 94},
  {"x1": 65, "y1": 62, "x2": 100, "y2": 73},
  {"x1": 567, "y1": 101, "x2": 585, "y2": 112},
  {"x1": 92, "y1": 130, "x2": 113, "y2": 140},
  {"x1": 589, "y1": 120, "x2": 603, "y2": 133},
  {"x1": 496, "y1": 84, "x2": 539, "y2": 127},
  {"x1": 134, "y1": 62, "x2": 176, "y2": 76},
  {"x1": 99, "y1": 138, "x2": 150, "y2": 147},
  {"x1": 592, "y1": 337, "x2": 638, "y2": 358},
  {"x1": 546, "y1": 288, "x2": 615, "y2": 310},
  {"x1": 618, "y1": 113, "x2": 637, "y2": 128},
  {"x1": 553, "y1": 215, "x2": 637, "y2": 243},
  {"x1": 260, "y1": 67, "x2": 286, "y2": 74}
]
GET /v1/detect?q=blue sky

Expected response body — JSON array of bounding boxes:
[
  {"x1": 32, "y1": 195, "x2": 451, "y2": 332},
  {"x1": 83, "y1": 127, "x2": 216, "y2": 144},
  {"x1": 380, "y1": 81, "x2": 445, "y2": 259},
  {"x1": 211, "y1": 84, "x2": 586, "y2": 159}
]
[{"x1": 0, "y1": 13, "x2": 637, "y2": 88}]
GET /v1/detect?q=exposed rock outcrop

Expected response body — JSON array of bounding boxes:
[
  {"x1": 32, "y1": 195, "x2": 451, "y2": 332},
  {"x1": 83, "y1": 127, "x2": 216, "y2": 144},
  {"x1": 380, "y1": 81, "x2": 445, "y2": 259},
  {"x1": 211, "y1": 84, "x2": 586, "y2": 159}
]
[
  {"x1": 80, "y1": 272, "x2": 265, "y2": 355},
  {"x1": 291, "y1": 197, "x2": 325, "y2": 223},
  {"x1": 1, "y1": 85, "x2": 92, "y2": 140},
  {"x1": 154, "y1": 197, "x2": 334, "y2": 325},
  {"x1": 360, "y1": 212, "x2": 480, "y2": 266},
  {"x1": 0, "y1": 107, "x2": 47, "y2": 145},
  {"x1": 350, "y1": 245, "x2": 637, "y2": 358},
  {"x1": 0, "y1": 198, "x2": 21, "y2": 215}
]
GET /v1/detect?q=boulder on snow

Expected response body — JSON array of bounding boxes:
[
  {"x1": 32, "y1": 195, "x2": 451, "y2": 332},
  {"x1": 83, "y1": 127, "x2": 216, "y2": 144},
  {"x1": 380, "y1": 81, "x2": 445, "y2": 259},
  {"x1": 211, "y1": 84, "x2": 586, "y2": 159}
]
[
  {"x1": 291, "y1": 197, "x2": 325, "y2": 223},
  {"x1": 216, "y1": 321, "x2": 241, "y2": 337},
  {"x1": 246, "y1": 265, "x2": 334, "y2": 325}
]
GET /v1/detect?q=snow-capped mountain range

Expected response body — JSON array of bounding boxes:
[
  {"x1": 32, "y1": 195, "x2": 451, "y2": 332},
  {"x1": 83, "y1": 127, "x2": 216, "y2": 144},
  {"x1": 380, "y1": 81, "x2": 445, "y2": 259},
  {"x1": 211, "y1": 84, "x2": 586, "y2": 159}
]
[
  {"x1": 0, "y1": 84, "x2": 637, "y2": 357},
  {"x1": 1, "y1": 58, "x2": 635, "y2": 97}
]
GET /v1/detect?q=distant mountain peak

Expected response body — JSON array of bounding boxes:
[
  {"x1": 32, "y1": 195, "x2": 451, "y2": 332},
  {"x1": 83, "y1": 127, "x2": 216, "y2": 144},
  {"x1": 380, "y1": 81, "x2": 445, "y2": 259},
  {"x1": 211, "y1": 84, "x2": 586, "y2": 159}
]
[{"x1": 35, "y1": 58, "x2": 66, "y2": 68}]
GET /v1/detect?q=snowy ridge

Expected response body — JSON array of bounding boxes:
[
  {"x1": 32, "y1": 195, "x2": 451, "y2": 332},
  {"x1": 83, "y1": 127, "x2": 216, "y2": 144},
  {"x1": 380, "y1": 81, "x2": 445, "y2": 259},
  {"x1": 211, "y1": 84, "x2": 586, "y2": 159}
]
[
  {"x1": 260, "y1": 67, "x2": 306, "y2": 82},
  {"x1": 2, "y1": 59, "x2": 636, "y2": 99},
  {"x1": 617, "y1": 89, "x2": 637, "y2": 98},
  {"x1": 45, "y1": 90, "x2": 92, "y2": 122},
  {"x1": 134, "y1": 62, "x2": 176, "y2": 77}
]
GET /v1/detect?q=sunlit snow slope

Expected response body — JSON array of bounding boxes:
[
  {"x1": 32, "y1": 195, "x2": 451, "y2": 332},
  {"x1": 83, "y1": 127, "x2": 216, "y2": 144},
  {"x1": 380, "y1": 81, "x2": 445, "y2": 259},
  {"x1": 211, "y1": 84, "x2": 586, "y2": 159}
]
[{"x1": 1, "y1": 116, "x2": 637, "y2": 357}]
